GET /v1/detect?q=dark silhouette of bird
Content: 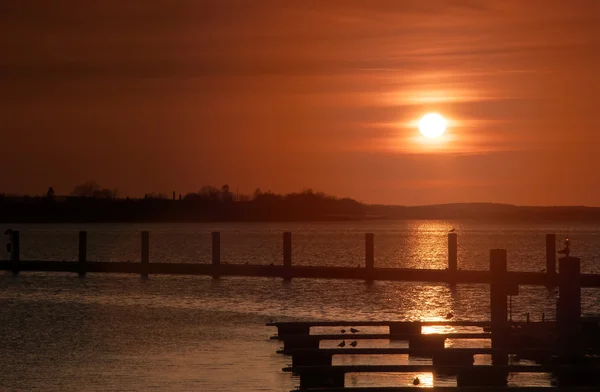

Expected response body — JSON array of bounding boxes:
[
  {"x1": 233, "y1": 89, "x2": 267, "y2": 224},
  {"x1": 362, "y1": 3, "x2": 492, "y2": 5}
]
[
  {"x1": 413, "y1": 377, "x2": 420, "y2": 385},
  {"x1": 449, "y1": 228, "x2": 456, "y2": 233},
  {"x1": 557, "y1": 237, "x2": 571, "y2": 256},
  {"x1": 446, "y1": 312, "x2": 454, "y2": 319},
  {"x1": 338, "y1": 340, "x2": 346, "y2": 347},
  {"x1": 350, "y1": 328, "x2": 359, "y2": 333},
  {"x1": 350, "y1": 341, "x2": 358, "y2": 347},
  {"x1": 341, "y1": 329, "x2": 347, "y2": 334}
]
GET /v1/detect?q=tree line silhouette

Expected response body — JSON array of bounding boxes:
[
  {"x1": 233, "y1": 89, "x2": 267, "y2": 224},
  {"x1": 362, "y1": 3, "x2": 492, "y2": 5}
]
[
  {"x1": 2, "y1": 182, "x2": 600, "y2": 223},
  {"x1": 0, "y1": 182, "x2": 365, "y2": 222}
]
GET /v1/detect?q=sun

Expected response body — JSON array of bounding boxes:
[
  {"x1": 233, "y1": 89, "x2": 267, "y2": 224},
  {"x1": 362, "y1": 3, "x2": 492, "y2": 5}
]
[{"x1": 418, "y1": 113, "x2": 447, "y2": 138}]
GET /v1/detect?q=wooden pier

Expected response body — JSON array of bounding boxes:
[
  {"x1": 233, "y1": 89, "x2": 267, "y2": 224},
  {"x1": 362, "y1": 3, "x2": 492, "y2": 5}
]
[
  {"x1": 264, "y1": 247, "x2": 600, "y2": 391},
  {"x1": 3, "y1": 230, "x2": 600, "y2": 287}
]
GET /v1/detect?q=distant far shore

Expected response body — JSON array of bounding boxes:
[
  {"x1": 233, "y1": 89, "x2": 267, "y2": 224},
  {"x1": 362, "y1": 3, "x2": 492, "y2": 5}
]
[{"x1": 2, "y1": 194, "x2": 600, "y2": 223}]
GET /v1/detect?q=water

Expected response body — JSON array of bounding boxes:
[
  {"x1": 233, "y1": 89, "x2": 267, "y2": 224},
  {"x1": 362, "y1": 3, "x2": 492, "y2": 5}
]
[{"x1": 1, "y1": 221, "x2": 599, "y2": 391}]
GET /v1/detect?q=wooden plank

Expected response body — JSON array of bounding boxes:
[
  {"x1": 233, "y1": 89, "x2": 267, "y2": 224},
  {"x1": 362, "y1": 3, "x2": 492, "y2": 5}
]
[
  {"x1": 291, "y1": 387, "x2": 600, "y2": 392},
  {"x1": 283, "y1": 364, "x2": 550, "y2": 374},
  {"x1": 267, "y1": 320, "x2": 491, "y2": 327},
  {"x1": 278, "y1": 347, "x2": 552, "y2": 356},
  {"x1": 0, "y1": 261, "x2": 598, "y2": 287},
  {"x1": 271, "y1": 333, "x2": 490, "y2": 341}
]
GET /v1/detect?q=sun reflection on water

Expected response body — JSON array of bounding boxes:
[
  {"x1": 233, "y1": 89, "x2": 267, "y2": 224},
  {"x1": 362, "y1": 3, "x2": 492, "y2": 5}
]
[
  {"x1": 408, "y1": 220, "x2": 453, "y2": 270},
  {"x1": 400, "y1": 284, "x2": 455, "y2": 321},
  {"x1": 412, "y1": 372, "x2": 434, "y2": 387}
]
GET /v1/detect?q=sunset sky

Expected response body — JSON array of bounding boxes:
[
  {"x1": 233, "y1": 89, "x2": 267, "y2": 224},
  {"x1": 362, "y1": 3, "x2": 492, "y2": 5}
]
[{"x1": 1, "y1": 1, "x2": 599, "y2": 205}]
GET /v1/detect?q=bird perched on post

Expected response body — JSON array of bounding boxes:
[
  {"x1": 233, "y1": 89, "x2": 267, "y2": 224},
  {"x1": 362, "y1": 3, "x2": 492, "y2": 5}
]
[
  {"x1": 413, "y1": 377, "x2": 420, "y2": 385},
  {"x1": 557, "y1": 237, "x2": 571, "y2": 257},
  {"x1": 340, "y1": 329, "x2": 347, "y2": 334},
  {"x1": 350, "y1": 328, "x2": 359, "y2": 333},
  {"x1": 449, "y1": 228, "x2": 455, "y2": 233},
  {"x1": 350, "y1": 341, "x2": 358, "y2": 347},
  {"x1": 338, "y1": 340, "x2": 346, "y2": 347}
]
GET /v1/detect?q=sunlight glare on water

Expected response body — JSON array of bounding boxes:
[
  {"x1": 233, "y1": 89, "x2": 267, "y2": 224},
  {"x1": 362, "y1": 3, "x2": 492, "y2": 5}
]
[{"x1": 1, "y1": 221, "x2": 599, "y2": 390}]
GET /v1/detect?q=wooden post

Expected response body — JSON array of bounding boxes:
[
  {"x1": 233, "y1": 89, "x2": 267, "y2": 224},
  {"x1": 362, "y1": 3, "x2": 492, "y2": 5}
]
[
  {"x1": 546, "y1": 234, "x2": 556, "y2": 276},
  {"x1": 212, "y1": 232, "x2": 220, "y2": 279},
  {"x1": 141, "y1": 231, "x2": 149, "y2": 278},
  {"x1": 490, "y1": 249, "x2": 508, "y2": 365},
  {"x1": 365, "y1": 233, "x2": 374, "y2": 280},
  {"x1": 10, "y1": 230, "x2": 20, "y2": 275},
  {"x1": 448, "y1": 232, "x2": 457, "y2": 273},
  {"x1": 283, "y1": 232, "x2": 292, "y2": 280},
  {"x1": 557, "y1": 256, "x2": 581, "y2": 358},
  {"x1": 78, "y1": 231, "x2": 87, "y2": 277}
]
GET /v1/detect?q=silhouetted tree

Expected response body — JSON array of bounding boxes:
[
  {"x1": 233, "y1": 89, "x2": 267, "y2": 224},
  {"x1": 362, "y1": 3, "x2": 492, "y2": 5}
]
[
  {"x1": 71, "y1": 182, "x2": 116, "y2": 199},
  {"x1": 199, "y1": 185, "x2": 220, "y2": 201},
  {"x1": 145, "y1": 192, "x2": 167, "y2": 199},
  {"x1": 221, "y1": 184, "x2": 233, "y2": 202},
  {"x1": 71, "y1": 181, "x2": 101, "y2": 197}
]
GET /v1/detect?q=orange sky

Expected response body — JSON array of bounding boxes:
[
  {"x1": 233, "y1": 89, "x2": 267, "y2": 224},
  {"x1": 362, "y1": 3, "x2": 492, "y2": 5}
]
[{"x1": 1, "y1": 1, "x2": 600, "y2": 205}]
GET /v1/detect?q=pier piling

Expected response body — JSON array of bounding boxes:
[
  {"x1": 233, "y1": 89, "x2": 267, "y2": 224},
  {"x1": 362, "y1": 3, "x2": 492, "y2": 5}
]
[
  {"x1": 141, "y1": 231, "x2": 149, "y2": 278},
  {"x1": 212, "y1": 232, "x2": 220, "y2": 279},
  {"x1": 448, "y1": 232, "x2": 457, "y2": 273},
  {"x1": 10, "y1": 230, "x2": 20, "y2": 275},
  {"x1": 546, "y1": 233, "x2": 556, "y2": 276},
  {"x1": 558, "y1": 255, "x2": 582, "y2": 357},
  {"x1": 283, "y1": 232, "x2": 292, "y2": 280},
  {"x1": 490, "y1": 249, "x2": 508, "y2": 366},
  {"x1": 365, "y1": 233, "x2": 374, "y2": 281},
  {"x1": 78, "y1": 231, "x2": 87, "y2": 277}
]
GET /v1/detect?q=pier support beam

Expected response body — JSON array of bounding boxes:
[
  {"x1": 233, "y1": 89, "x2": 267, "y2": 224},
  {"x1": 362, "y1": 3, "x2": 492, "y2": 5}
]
[
  {"x1": 9, "y1": 230, "x2": 20, "y2": 275},
  {"x1": 408, "y1": 335, "x2": 446, "y2": 356},
  {"x1": 292, "y1": 352, "x2": 333, "y2": 367},
  {"x1": 389, "y1": 322, "x2": 421, "y2": 336},
  {"x1": 283, "y1": 232, "x2": 292, "y2": 280},
  {"x1": 546, "y1": 234, "x2": 556, "y2": 276},
  {"x1": 78, "y1": 231, "x2": 87, "y2": 277},
  {"x1": 212, "y1": 232, "x2": 220, "y2": 279},
  {"x1": 457, "y1": 367, "x2": 508, "y2": 387},
  {"x1": 490, "y1": 249, "x2": 508, "y2": 366},
  {"x1": 365, "y1": 233, "x2": 374, "y2": 281},
  {"x1": 141, "y1": 231, "x2": 149, "y2": 278},
  {"x1": 557, "y1": 256, "x2": 582, "y2": 358},
  {"x1": 283, "y1": 338, "x2": 319, "y2": 350},
  {"x1": 448, "y1": 232, "x2": 457, "y2": 273},
  {"x1": 432, "y1": 351, "x2": 474, "y2": 367},
  {"x1": 299, "y1": 371, "x2": 345, "y2": 389},
  {"x1": 277, "y1": 324, "x2": 310, "y2": 336}
]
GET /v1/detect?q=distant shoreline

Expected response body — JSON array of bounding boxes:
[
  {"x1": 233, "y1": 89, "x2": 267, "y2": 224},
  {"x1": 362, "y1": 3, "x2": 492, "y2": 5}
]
[{"x1": 2, "y1": 196, "x2": 600, "y2": 223}]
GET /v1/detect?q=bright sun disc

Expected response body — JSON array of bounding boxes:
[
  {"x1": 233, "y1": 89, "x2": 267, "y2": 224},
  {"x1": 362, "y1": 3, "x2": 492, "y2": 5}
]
[{"x1": 418, "y1": 113, "x2": 447, "y2": 138}]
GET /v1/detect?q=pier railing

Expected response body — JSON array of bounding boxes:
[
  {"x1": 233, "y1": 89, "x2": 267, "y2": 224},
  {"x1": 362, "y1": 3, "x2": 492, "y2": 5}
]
[{"x1": 2, "y1": 230, "x2": 600, "y2": 287}]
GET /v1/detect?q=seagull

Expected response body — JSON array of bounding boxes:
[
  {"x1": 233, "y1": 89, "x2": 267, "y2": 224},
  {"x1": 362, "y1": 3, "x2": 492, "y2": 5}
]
[
  {"x1": 557, "y1": 238, "x2": 571, "y2": 256},
  {"x1": 350, "y1": 328, "x2": 360, "y2": 333},
  {"x1": 350, "y1": 341, "x2": 358, "y2": 347},
  {"x1": 340, "y1": 329, "x2": 347, "y2": 334},
  {"x1": 446, "y1": 312, "x2": 454, "y2": 320},
  {"x1": 413, "y1": 377, "x2": 420, "y2": 385},
  {"x1": 449, "y1": 228, "x2": 456, "y2": 233},
  {"x1": 338, "y1": 340, "x2": 346, "y2": 347}
]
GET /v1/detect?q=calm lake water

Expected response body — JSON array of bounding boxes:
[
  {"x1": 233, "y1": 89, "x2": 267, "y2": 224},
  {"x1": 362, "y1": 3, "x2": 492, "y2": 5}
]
[{"x1": 1, "y1": 221, "x2": 600, "y2": 391}]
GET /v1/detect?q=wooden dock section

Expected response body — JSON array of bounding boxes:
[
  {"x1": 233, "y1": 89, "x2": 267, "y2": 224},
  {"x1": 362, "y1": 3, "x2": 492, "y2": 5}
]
[
  {"x1": 265, "y1": 247, "x2": 600, "y2": 390},
  {"x1": 3, "y1": 230, "x2": 600, "y2": 287}
]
